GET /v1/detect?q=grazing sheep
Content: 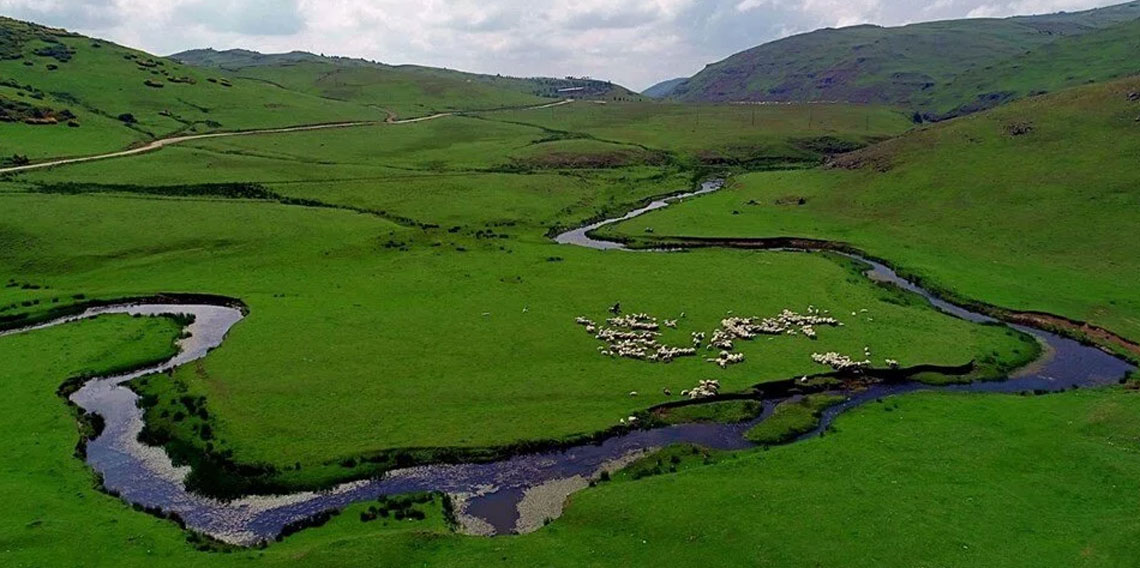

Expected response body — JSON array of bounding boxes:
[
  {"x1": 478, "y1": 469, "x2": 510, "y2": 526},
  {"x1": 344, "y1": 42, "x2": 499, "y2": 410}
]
[
  {"x1": 811, "y1": 351, "x2": 871, "y2": 372},
  {"x1": 578, "y1": 305, "x2": 845, "y2": 369},
  {"x1": 686, "y1": 379, "x2": 721, "y2": 399}
]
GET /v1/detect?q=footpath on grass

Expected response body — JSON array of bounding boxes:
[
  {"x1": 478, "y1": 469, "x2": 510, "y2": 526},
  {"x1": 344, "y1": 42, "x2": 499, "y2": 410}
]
[{"x1": 0, "y1": 99, "x2": 575, "y2": 175}]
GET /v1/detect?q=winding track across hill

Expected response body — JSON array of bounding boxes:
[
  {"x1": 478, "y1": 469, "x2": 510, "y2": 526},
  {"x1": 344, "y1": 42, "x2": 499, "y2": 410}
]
[{"x1": 0, "y1": 99, "x2": 575, "y2": 175}]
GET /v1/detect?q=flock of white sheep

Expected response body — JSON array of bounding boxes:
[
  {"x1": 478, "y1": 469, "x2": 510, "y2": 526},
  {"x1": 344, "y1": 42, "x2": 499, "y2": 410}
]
[
  {"x1": 681, "y1": 379, "x2": 721, "y2": 400},
  {"x1": 574, "y1": 306, "x2": 901, "y2": 425},
  {"x1": 809, "y1": 344, "x2": 902, "y2": 372},
  {"x1": 575, "y1": 305, "x2": 846, "y2": 370},
  {"x1": 575, "y1": 313, "x2": 699, "y2": 363}
]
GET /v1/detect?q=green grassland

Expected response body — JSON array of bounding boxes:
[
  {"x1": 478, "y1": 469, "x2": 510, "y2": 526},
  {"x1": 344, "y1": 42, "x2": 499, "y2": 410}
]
[
  {"x1": 0, "y1": 315, "x2": 186, "y2": 565},
  {"x1": 4, "y1": 115, "x2": 692, "y2": 230},
  {"x1": 925, "y1": 17, "x2": 1140, "y2": 118},
  {"x1": 745, "y1": 393, "x2": 847, "y2": 444},
  {"x1": 654, "y1": 399, "x2": 764, "y2": 425},
  {"x1": 0, "y1": 17, "x2": 591, "y2": 164},
  {"x1": 486, "y1": 101, "x2": 910, "y2": 165},
  {"x1": 171, "y1": 47, "x2": 644, "y2": 103},
  {"x1": 0, "y1": 190, "x2": 1032, "y2": 492},
  {"x1": 0, "y1": 92, "x2": 1040, "y2": 494},
  {"x1": 602, "y1": 77, "x2": 1140, "y2": 347},
  {"x1": 8, "y1": 100, "x2": 911, "y2": 232},
  {"x1": 214, "y1": 61, "x2": 546, "y2": 118},
  {"x1": 6, "y1": 317, "x2": 1140, "y2": 566},
  {"x1": 0, "y1": 18, "x2": 385, "y2": 161}
]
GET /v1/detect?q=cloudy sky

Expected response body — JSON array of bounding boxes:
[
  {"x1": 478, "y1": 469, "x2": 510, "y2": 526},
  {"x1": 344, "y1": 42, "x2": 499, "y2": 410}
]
[{"x1": 0, "y1": 0, "x2": 1126, "y2": 89}]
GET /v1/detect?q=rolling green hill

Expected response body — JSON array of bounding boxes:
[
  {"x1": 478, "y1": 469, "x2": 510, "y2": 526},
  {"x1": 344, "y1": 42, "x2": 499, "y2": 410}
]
[
  {"x1": 0, "y1": 17, "x2": 382, "y2": 161},
  {"x1": 927, "y1": 17, "x2": 1140, "y2": 119},
  {"x1": 0, "y1": 17, "x2": 630, "y2": 164},
  {"x1": 669, "y1": 1, "x2": 1140, "y2": 117},
  {"x1": 170, "y1": 48, "x2": 645, "y2": 112}
]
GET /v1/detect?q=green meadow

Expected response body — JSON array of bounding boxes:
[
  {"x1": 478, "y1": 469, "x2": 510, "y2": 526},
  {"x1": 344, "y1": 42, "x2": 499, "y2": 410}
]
[
  {"x1": 744, "y1": 393, "x2": 847, "y2": 445},
  {"x1": 0, "y1": 189, "x2": 1032, "y2": 491},
  {"x1": 0, "y1": 21, "x2": 381, "y2": 160},
  {"x1": 217, "y1": 62, "x2": 547, "y2": 118},
  {"x1": 488, "y1": 101, "x2": 909, "y2": 163}
]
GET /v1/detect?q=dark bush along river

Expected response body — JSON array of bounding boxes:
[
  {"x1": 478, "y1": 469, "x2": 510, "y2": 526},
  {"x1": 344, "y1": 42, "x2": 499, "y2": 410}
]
[{"x1": 2, "y1": 180, "x2": 1133, "y2": 545}]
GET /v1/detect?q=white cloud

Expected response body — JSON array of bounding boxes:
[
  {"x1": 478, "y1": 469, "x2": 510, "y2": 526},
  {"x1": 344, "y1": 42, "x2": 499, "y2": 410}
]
[
  {"x1": 966, "y1": 0, "x2": 1112, "y2": 18},
  {"x1": 0, "y1": 0, "x2": 1128, "y2": 90}
]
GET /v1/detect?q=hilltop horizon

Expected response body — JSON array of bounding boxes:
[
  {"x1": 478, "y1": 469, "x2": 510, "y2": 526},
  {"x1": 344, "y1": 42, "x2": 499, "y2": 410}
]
[{"x1": 0, "y1": 0, "x2": 1131, "y2": 91}]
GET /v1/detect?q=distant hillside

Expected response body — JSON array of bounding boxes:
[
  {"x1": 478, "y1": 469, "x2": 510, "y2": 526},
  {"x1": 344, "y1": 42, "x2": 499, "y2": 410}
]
[
  {"x1": 0, "y1": 17, "x2": 379, "y2": 161},
  {"x1": 163, "y1": 48, "x2": 362, "y2": 69},
  {"x1": 671, "y1": 1, "x2": 1140, "y2": 116},
  {"x1": 171, "y1": 48, "x2": 644, "y2": 104},
  {"x1": 642, "y1": 78, "x2": 687, "y2": 98},
  {"x1": 926, "y1": 17, "x2": 1140, "y2": 119}
]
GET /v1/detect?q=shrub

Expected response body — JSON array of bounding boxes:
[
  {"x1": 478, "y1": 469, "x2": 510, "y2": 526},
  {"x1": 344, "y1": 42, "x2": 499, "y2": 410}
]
[
  {"x1": 32, "y1": 43, "x2": 74, "y2": 62},
  {"x1": 1004, "y1": 121, "x2": 1034, "y2": 136},
  {"x1": 2, "y1": 154, "x2": 30, "y2": 167},
  {"x1": 117, "y1": 113, "x2": 136, "y2": 124}
]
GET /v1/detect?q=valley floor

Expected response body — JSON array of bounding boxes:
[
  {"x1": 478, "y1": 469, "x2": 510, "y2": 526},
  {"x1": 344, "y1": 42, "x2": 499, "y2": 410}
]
[{"x1": 1, "y1": 85, "x2": 1138, "y2": 566}]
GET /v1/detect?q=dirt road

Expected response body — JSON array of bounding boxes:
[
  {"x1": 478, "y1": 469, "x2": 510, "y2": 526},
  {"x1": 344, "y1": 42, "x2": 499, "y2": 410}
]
[{"x1": 0, "y1": 99, "x2": 574, "y2": 175}]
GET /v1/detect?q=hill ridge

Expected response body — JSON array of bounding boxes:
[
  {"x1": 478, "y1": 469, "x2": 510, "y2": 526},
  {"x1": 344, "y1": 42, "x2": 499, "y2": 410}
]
[{"x1": 668, "y1": 1, "x2": 1140, "y2": 116}]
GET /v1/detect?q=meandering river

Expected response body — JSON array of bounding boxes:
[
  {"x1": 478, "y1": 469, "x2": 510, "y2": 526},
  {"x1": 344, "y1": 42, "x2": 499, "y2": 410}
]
[{"x1": 2, "y1": 180, "x2": 1133, "y2": 545}]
